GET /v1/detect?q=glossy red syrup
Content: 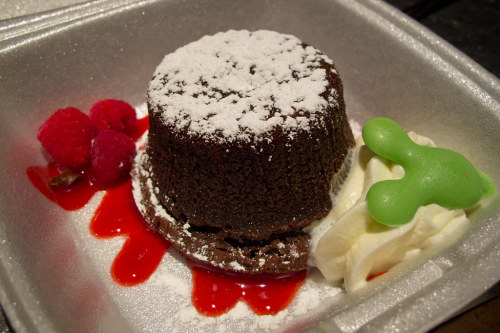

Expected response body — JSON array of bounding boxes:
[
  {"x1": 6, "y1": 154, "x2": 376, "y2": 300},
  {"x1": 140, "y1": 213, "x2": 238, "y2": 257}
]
[
  {"x1": 190, "y1": 261, "x2": 307, "y2": 316},
  {"x1": 367, "y1": 270, "x2": 388, "y2": 281},
  {"x1": 90, "y1": 180, "x2": 170, "y2": 286},
  {"x1": 129, "y1": 116, "x2": 149, "y2": 142},
  {"x1": 26, "y1": 162, "x2": 102, "y2": 211}
]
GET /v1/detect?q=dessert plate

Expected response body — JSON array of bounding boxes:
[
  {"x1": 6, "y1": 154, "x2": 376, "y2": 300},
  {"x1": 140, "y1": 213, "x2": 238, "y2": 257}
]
[{"x1": 0, "y1": 0, "x2": 499, "y2": 332}]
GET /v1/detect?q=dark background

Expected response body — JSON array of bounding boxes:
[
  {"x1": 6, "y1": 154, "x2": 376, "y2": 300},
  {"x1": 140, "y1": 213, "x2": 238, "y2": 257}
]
[
  {"x1": 386, "y1": 0, "x2": 499, "y2": 78},
  {"x1": 1, "y1": 0, "x2": 499, "y2": 332}
]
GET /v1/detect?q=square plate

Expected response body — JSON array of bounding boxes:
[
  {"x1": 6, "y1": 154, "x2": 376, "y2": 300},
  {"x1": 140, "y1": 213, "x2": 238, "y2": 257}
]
[{"x1": 0, "y1": 0, "x2": 499, "y2": 332}]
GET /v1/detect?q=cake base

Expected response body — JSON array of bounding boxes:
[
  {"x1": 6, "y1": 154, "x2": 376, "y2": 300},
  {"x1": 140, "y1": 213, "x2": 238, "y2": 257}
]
[{"x1": 132, "y1": 148, "x2": 311, "y2": 274}]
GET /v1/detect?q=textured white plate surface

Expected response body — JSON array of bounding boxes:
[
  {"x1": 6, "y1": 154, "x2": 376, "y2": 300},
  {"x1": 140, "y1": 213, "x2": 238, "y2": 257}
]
[{"x1": 0, "y1": 0, "x2": 499, "y2": 332}]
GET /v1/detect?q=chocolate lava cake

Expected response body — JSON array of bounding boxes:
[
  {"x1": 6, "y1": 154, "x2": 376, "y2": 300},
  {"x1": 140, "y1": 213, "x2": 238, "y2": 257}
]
[{"x1": 132, "y1": 30, "x2": 355, "y2": 274}]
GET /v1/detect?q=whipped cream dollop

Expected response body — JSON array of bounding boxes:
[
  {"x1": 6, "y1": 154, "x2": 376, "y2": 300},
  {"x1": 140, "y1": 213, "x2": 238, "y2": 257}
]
[{"x1": 308, "y1": 132, "x2": 469, "y2": 291}]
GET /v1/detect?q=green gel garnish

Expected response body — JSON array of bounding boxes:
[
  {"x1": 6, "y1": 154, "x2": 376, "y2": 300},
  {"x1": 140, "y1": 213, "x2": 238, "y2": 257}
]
[{"x1": 362, "y1": 117, "x2": 495, "y2": 227}]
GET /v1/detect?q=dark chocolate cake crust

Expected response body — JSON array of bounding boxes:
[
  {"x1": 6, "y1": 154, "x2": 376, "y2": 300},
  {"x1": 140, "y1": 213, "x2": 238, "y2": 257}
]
[
  {"x1": 132, "y1": 150, "x2": 310, "y2": 274},
  {"x1": 147, "y1": 30, "x2": 355, "y2": 242}
]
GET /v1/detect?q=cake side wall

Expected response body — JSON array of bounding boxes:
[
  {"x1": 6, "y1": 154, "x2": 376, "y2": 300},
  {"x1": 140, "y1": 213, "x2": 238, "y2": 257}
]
[{"x1": 146, "y1": 99, "x2": 353, "y2": 242}]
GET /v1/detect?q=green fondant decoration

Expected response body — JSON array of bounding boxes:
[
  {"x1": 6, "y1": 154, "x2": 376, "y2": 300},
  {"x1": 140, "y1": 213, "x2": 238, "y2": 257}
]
[{"x1": 362, "y1": 117, "x2": 495, "y2": 227}]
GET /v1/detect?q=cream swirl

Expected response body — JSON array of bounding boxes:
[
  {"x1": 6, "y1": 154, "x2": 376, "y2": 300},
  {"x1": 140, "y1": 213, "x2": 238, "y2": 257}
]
[{"x1": 308, "y1": 132, "x2": 468, "y2": 291}]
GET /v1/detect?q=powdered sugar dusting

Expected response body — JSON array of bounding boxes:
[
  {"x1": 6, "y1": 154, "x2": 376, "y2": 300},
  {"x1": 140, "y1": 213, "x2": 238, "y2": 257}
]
[
  {"x1": 148, "y1": 30, "x2": 338, "y2": 143},
  {"x1": 229, "y1": 261, "x2": 245, "y2": 271}
]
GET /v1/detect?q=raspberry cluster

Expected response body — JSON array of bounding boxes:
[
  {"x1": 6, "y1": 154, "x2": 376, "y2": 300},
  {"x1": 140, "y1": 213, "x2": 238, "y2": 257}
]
[{"x1": 37, "y1": 99, "x2": 138, "y2": 185}]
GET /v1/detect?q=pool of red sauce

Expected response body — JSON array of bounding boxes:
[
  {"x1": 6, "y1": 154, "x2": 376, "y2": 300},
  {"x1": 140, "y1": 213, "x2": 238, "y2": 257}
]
[
  {"x1": 26, "y1": 162, "x2": 103, "y2": 211},
  {"x1": 90, "y1": 180, "x2": 170, "y2": 286},
  {"x1": 367, "y1": 270, "x2": 388, "y2": 281},
  {"x1": 189, "y1": 260, "x2": 306, "y2": 316},
  {"x1": 27, "y1": 115, "x2": 307, "y2": 316}
]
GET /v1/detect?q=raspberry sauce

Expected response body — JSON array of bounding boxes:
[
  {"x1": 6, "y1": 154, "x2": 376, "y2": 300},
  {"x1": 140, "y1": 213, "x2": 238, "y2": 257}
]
[
  {"x1": 27, "y1": 166, "x2": 307, "y2": 316},
  {"x1": 367, "y1": 270, "x2": 388, "y2": 281},
  {"x1": 190, "y1": 262, "x2": 307, "y2": 316},
  {"x1": 90, "y1": 180, "x2": 169, "y2": 286},
  {"x1": 26, "y1": 162, "x2": 101, "y2": 211},
  {"x1": 129, "y1": 116, "x2": 149, "y2": 142}
]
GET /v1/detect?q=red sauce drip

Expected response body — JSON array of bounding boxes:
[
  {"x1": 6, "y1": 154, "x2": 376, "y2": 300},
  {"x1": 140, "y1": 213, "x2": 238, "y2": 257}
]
[
  {"x1": 90, "y1": 180, "x2": 170, "y2": 286},
  {"x1": 129, "y1": 116, "x2": 149, "y2": 142},
  {"x1": 367, "y1": 270, "x2": 388, "y2": 281},
  {"x1": 26, "y1": 162, "x2": 101, "y2": 211},
  {"x1": 190, "y1": 261, "x2": 307, "y2": 316}
]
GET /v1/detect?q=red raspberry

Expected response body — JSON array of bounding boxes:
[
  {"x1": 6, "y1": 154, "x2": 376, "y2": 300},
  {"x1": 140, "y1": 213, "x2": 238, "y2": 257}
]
[
  {"x1": 90, "y1": 130, "x2": 135, "y2": 185},
  {"x1": 37, "y1": 107, "x2": 94, "y2": 169},
  {"x1": 89, "y1": 99, "x2": 137, "y2": 135}
]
